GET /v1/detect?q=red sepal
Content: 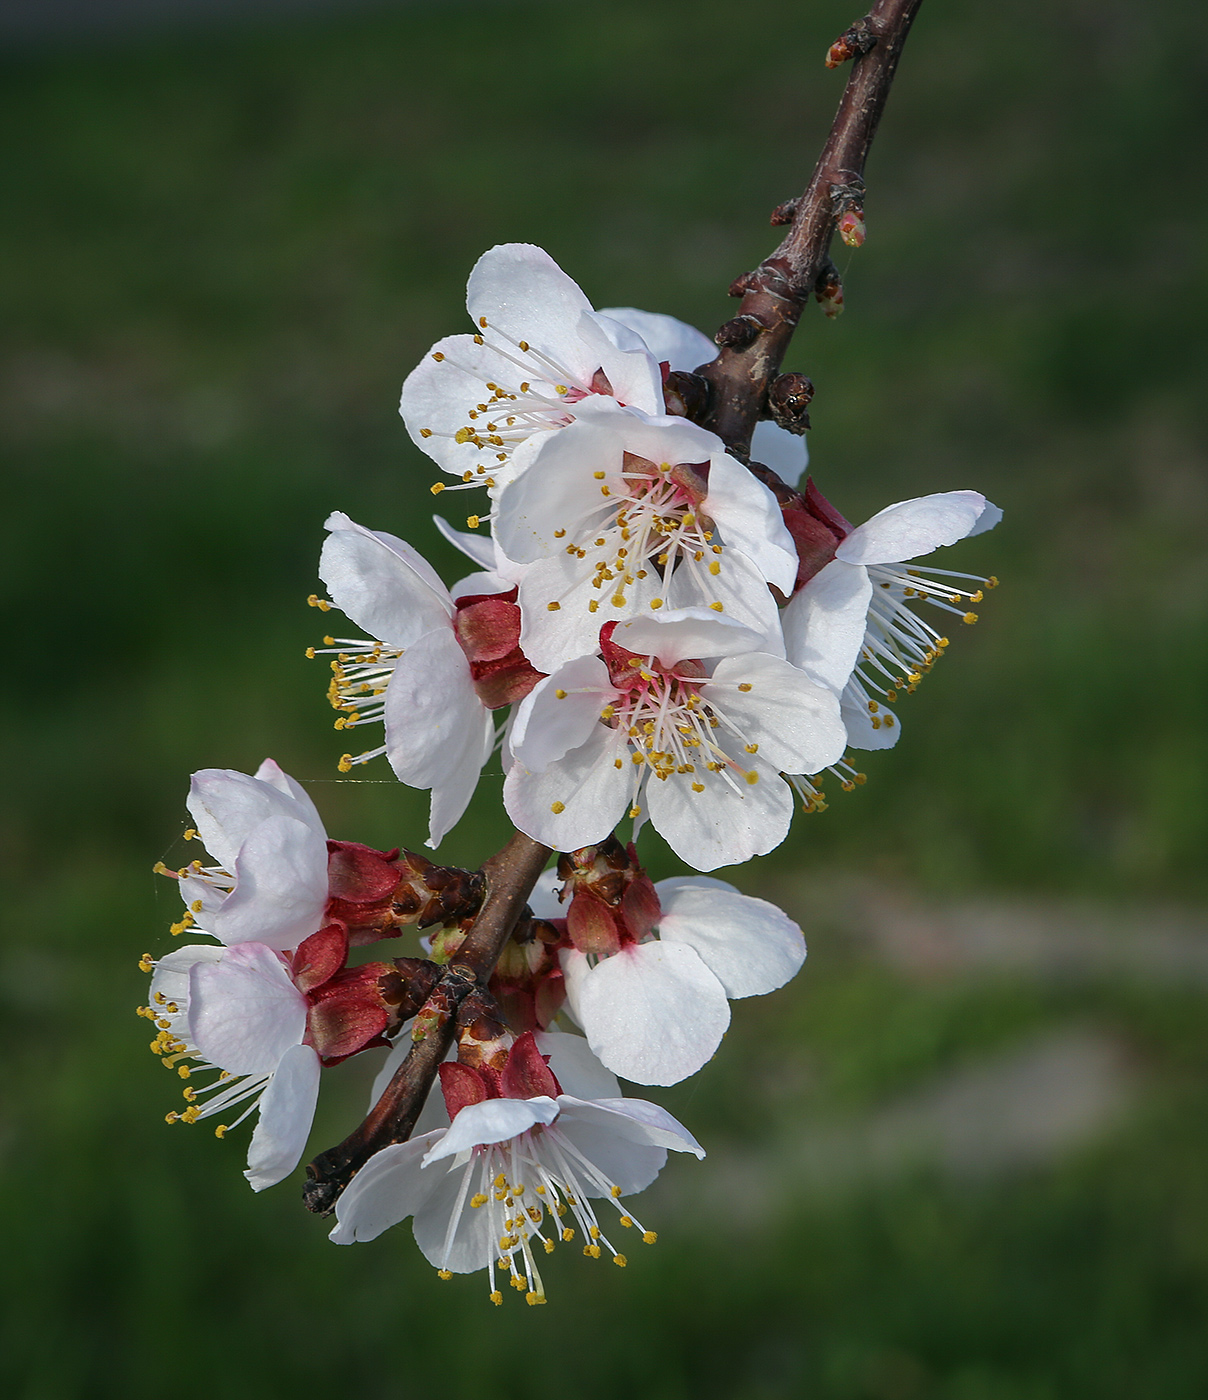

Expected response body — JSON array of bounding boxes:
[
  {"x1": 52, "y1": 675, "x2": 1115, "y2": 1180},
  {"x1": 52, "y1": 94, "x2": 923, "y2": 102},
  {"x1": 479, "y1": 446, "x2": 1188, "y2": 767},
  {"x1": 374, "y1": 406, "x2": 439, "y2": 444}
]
[
  {"x1": 326, "y1": 840, "x2": 401, "y2": 904},
  {"x1": 439, "y1": 1061, "x2": 492, "y2": 1120},
  {"x1": 500, "y1": 1031, "x2": 561, "y2": 1100},
  {"x1": 566, "y1": 887, "x2": 623, "y2": 956},
  {"x1": 291, "y1": 923, "x2": 348, "y2": 995},
  {"x1": 304, "y1": 963, "x2": 392, "y2": 1063},
  {"x1": 621, "y1": 872, "x2": 662, "y2": 943}
]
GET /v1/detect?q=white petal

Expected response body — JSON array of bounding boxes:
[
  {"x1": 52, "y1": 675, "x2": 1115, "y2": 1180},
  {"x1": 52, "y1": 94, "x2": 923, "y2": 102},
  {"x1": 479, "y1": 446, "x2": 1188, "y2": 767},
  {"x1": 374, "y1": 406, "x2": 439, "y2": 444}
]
[
  {"x1": 382, "y1": 629, "x2": 494, "y2": 847},
  {"x1": 328, "y1": 1134, "x2": 444, "y2": 1244},
  {"x1": 751, "y1": 418, "x2": 808, "y2": 488},
  {"x1": 421, "y1": 1096, "x2": 559, "y2": 1165},
  {"x1": 467, "y1": 243, "x2": 593, "y2": 371},
  {"x1": 449, "y1": 569, "x2": 513, "y2": 602},
  {"x1": 702, "y1": 452, "x2": 798, "y2": 594},
  {"x1": 508, "y1": 659, "x2": 615, "y2": 771},
  {"x1": 968, "y1": 499, "x2": 1003, "y2": 536},
  {"x1": 189, "y1": 943, "x2": 307, "y2": 1075},
  {"x1": 207, "y1": 813, "x2": 330, "y2": 950},
  {"x1": 526, "y1": 867, "x2": 565, "y2": 921},
  {"x1": 573, "y1": 311, "x2": 665, "y2": 413},
  {"x1": 840, "y1": 683, "x2": 902, "y2": 750},
  {"x1": 244, "y1": 1042, "x2": 321, "y2": 1191},
  {"x1": 663, "y1": 550, "x2": 787, "y2": 657},
  {"x1": 535, "y1": 1029, "x2": 621, "y2": 1100},
  {"x1": 703, "y1": 653, "x2": 846, "y2": 774},
  {"x1": 432, "y1": 513, "x2": 497, "y2": 571},
  {"x1": 655, "y1": 877, "x2": 806, "y2": 997},
  {"x1": 836, "y1": 491, "x2": 988, "y2": 566},
  {"x1": 781, "y1": 558, "x2": 872, "y2": 692},
  {"x1": 595, "y1": 306, "x2": 716, "y2": 371},
  {"x1": 644, "y1": 761, "x2": 795, "y2": 872},
  {"x1": 503, "y1": 723, "x2": 630, "y2": 851},
  {"x1": 320, "y1": 513, "x2": 452, "y2": 648},
  {"x1": 148, "y1": 943, "x2": 223, "y2": 1007},
  {"x1": 562, "y1": 941, "x2": 730, "y2": 1086},
  {"x1": 411, "y1": 1155, "x2": 496, "y2": 1272},
  {"x1": 556, "y1": 1095, "x2": 706, "y2": 1173},
  {"x1": 611, "y1": 608, "x2": 765, "y2": 666}
]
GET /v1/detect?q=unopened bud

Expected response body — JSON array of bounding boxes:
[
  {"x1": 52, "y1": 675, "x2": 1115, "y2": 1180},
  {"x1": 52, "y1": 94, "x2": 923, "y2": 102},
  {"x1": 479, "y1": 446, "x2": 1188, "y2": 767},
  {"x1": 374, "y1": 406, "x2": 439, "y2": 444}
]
[
  {"x1": 837, "y1": 204, "x2": 866, "y2": 248},
  {"x1": 825, "y1": 19, "x2": 876, "y2": 69},
  {"x1": 814, "y1": 260, "x2": 845, "y2": 319},
  {"x1": 767, "y1": 372, "x2": 815, "y2": 435},
  {"x1": 769, "y1": 197, "x2": 800, "y2": 227},
  {"x1": 663, "y1": 370, "x2": 710, "y2": 420},
  {"x1": 714, "y1": 314, "x2": 765, "y2": 350},
  {"x1": 456, "y1": 991, "x2": 510, "y2": 1074}
]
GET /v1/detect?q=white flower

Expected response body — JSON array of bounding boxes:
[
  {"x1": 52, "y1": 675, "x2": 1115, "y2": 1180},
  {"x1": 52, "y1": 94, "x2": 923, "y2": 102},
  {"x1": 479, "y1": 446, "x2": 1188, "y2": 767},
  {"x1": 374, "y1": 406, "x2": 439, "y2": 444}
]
[
  {"x1": 781, "y1": 490, "x2": 1001, "y2": 750},
  {"x1": 329, "y1": 1031, "x2": 704, "y2": 1305},
  {"x1": 142, "y1": 942, "x2": 321, "y2": 1191},
  {"x1": 491, "y1": 399, "x2": 798, "y2": 673},
  {"x1": 173, "y1": 759, "x2": 329, "y2": 951},
  {"x1": 504, "y1": 610, "x2": 846, "y2": 870},
  {"x1": 400, "y1": 244, "x2": 666, "y2": 493},
  {"x1": 560, "y1": 876, "x2": 806, "y2": 1086},
  {"x1": 316, "y1": 511, "x2": 512, "y2": 848},
  {"x1": 599, "y1": 305, "x2": 810, "y2": 486}
]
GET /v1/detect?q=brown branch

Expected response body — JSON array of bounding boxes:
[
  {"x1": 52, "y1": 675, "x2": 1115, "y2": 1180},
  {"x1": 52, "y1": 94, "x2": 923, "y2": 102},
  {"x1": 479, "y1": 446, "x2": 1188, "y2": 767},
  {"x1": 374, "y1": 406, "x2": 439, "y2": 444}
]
[
  {"x1": 302, "y1": 830, "x2": 551, "y2": 1214},
  {"x1": 697, "y1": 0, "x2": 924, "y2": 455}
]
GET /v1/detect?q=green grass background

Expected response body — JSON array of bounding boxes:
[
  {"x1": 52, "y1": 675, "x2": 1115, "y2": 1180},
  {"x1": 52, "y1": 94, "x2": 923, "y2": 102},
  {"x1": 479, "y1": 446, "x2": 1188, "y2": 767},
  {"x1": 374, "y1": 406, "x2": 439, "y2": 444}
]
[{"x1": 2, "y1": 1, "x2": 1206, "y2": 1396}]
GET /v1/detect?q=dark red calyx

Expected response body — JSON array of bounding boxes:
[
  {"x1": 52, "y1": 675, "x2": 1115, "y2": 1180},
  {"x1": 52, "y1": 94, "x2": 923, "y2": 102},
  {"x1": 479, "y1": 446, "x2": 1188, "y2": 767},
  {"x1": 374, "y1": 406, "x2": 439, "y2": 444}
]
[
  {"x1": 500, "y1": 1031, "x2": 561, "y2": 1101},
  {"x1": 452, "y1": 586, "x2": 546, "y2": 709},
  {"x1": 566, "y1": 888, "x2": 623, "y2": 956},
  {"x1": 746, "y1": 469, "x2": 852, "y2": 596},
  {"x1": 557, "y1": 835, "x2": 663, "y2": 953},
  {"x1": 391, "y1": 851, "x2": 485, "y2": 933},
  {"x1": 383, "y1": 957, "x2": 441, "y2": 1020},
  {"x1": 489, "y1": 919, "x2": 567, "y2": 1034},
  {"x1": 325, "y1": 840, "x2": 404, "y2": 943},
  {"x1": 439, "y1": 1060, "x2": 492, "y2": 1120},
  {"x1": 291, "y1": 923, "x2": 350, "y2": 995},
  {"x1": 304, "y1": 963, "x2": 396, "y2": 1064}
]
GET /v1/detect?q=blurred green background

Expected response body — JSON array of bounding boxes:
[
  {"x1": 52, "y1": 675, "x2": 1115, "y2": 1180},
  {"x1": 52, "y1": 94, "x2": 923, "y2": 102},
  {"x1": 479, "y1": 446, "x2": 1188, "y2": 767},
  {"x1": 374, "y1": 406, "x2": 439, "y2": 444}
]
[{"x1": 3, "y1": 0, "x2": 1207, "y2": 1395}]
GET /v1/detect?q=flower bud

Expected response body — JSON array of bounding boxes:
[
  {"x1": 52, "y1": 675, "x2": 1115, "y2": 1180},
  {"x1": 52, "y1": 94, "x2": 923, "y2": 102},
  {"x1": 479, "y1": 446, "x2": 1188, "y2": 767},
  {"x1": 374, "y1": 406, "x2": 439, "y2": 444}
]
[{"x1": 837, "y1": 204, "x2": 866, "y2": 248}]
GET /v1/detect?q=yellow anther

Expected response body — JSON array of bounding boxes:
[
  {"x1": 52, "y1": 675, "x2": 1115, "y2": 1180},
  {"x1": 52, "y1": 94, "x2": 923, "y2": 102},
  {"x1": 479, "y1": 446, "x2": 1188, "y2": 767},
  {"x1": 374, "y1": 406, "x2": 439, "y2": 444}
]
[
  {"x1": 610, "y1": 1185, "x2": 622, "y2": 1198},
  {"x1": 737, "y1": 682, "x2": 752, "y2": 692},
  {"x1": 466, "y1": 515, "x2": 480, "y2": 529},
  {"x1": 708, "y1": 561, "x2": 720, "y2": 576},
  {"x1": 745, "y1": 770, "x2": 760, "y2": 785},
  {"x1": 562, "y1": 1227, "x2": 575, "y2": 1242},
  {"x1": 306, "y1": 594, "x2": 332, "y2": 612},
  {"x1": 432, "y1": 351, "x2": 446, "y2": 361},
  {"x1": 438, "y1": 1269, "x2": 453, "y2": 1280},
  {"x1": 619, "y1": 1216, "x2": 633, "y2": 1227},
  {"x1": 613, "y1": 1255, "x2": 627, "y2": 1268},
  {"x1": 419, "y1": 427, "x2": 433, "y2": 438},
  {"x1": 214, "y1": 1124, "x2": 228, "y2": 1138},
  {"x1": 470, "y1": 1193, "x2": 488, "y2": 1209},
  {"x1": 593, "y1": 471, "x2": 606, "y2": 480},
  {"x1": 490, "y1": 1291, "x2": 503, "y2": 1306},
  {"x1": 138, "y1": 954, "x2": 154, "y2": 973},
  {"x1": 584, "y1": 1244, "x2": 602, "y2": 1259},
  {"x1": 709, "y1": 602, "x2": 724, "y2": 612},
  {"x1": 550, "y1": 801, "x2": 566, "y2": 814},
  {"x1": 543, "y1": 1239, "x2": 555, "y2": 1254},
  {"x1": 629, "y1": 804, "x2": 642, "y2": 818},
  {"x1": 555, "y1": 689, "x2": 567, "y2": 699},
  {"x1": 337, "y1": 755, "x2": 353, "y2": 773},
  {"x1": 430, "y1": 482, "x2": 446, "y2": 495},
  {"x1": 691, "y1": 782, "x2": 705, "y2": 793},
  {"x1": 963, "y1": 611, "x2": 978, "y2": 624},
  {"x1": 590, "y1": 1225, "x2": 601, "y2": 1239},
  {"x1": 547, "y1": 601, "x2": 560, "y2": 611},
  {"x1": 643, "y1": 1230, "x2": 658, "y2": 1244},
  {"x1": 650, "y1": 598, "x2": 663, "y2": 609}
]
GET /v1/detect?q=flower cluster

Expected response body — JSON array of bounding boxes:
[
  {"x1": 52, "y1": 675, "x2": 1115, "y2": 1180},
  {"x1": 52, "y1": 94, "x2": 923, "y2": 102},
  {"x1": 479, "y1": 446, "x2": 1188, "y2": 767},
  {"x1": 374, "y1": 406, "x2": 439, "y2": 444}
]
[{"x1": 139, "y1": 243, "x2": 998, "y2": 1304}]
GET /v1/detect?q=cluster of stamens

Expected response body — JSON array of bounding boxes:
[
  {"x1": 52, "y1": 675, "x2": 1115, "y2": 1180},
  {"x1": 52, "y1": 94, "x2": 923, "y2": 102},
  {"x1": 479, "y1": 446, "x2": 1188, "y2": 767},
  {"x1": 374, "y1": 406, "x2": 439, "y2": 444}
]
[
  {"x1": 546, "y1": 460, "x2": 725, "y2": 616},
  {"x1": 421, "y1": 315, "x2": 602, "y2": 493},
  {"x1": 305, "y1": 611, "x2": 401, "y2": 772},
  {"x1": 436, "y1": 1127, "x2": 656, "y2": 1305},
  {"x1": 849, "y1": 565, "x2": 999, "y2": 726}
]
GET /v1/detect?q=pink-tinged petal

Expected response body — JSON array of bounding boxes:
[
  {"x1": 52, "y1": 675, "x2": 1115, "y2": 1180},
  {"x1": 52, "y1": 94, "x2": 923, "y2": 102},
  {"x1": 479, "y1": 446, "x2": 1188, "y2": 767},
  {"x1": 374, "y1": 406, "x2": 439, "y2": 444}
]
[
  {"x1": 751, "y1": 419, "x2": 808, "y2": 488},
  {"x1": 610, "y1": 609, "x2": 765, "y2": 667},
  {"x1": 535, "y1": 1029, "x2": 620, "y2": 1101},
  {"x1": 252, "y1": 759, "x2": 324, "y2": 833},
  {"x1": 466, "y1": 244, "x2": 593, "y2": 371},
  {"x1": 562, "y1": 941, "x2": 730, "y2": 1086},
  {"x1": 781, "y1": 558, "x2": 872, "y2": 692},
  {"x1": 503, "y1": 724, "x2": 630, "y2": 852},
  {"x1": 421, "y1": 1096, "x2": 559, "y2": 1165},
  {"x1": 655, "y1": 877, "x2": 806, "y2": 998},
  {"x1": 508, "y1": 659, "x2": 615, "y2": 771},
  {"x1": 644, "y1": 761, "x2": 795, "y2": 872},
  {"x1": 244, "y1": 1042, "x2": 321, "y2": 1191},
  {"x1": 320, "y1": 513, "x2": 451, "y2": 648},
  {"x1": 187, "y1": 767, "x2": 319, "y2": 871},
  {"x1": 840, "y1": 686, "x2": 902, "y2": 750},
  {"x1": 836, "y1": 491, "x2": 988, "y2": 566},
  {"x1": 702, "y1": 454, "x2": 798, "y2": 594},
  {"x1": 968, "y1": 499, "x2": 1003, "y2": 536},
  {"x1": 703, "y1": 653, "x2": 846, "y2": 775},
  {"x1": 328, "y1": 1134, "x2": 444, "y2": 1243},
  {"x1": 208, "y1": 814, "x2": 329, "y2": 950},
  {"x1": 595, "y1": 306, "x2": 716, "y2": 371},
  {"x1": 411, "y1": 1155, "x2": 496, "y2": 1273},
  {"x1": 189, "y1": 943, "x2": 307, "y2": 1075}
]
